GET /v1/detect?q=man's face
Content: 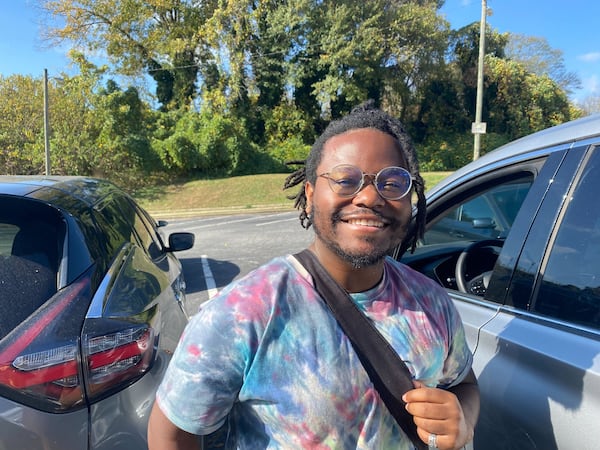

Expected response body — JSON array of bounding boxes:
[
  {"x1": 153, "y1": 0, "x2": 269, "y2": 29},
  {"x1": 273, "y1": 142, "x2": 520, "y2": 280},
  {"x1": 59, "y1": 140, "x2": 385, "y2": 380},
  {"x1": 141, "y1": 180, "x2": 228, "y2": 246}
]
[{"x1": 305, "y1": 128, "x2": 413, "y2": 269}]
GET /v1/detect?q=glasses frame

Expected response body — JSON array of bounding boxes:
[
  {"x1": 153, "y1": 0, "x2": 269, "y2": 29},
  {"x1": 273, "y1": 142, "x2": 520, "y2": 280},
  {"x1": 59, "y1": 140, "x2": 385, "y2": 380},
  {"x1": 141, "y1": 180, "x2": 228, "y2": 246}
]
[{"x1": 318, "y1": 164, "x2": 414, "y2": 200}]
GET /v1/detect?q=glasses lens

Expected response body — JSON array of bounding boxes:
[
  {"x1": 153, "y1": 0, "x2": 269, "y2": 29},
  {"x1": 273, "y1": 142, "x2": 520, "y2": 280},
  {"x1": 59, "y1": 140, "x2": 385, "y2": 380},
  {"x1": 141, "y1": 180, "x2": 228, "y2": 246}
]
[
  {"x1": 326, "y1": 165, "x2": 363, "y2": 196},
  {"x1": 376, "y1": 167, "x2": 413, "y2": 199}
]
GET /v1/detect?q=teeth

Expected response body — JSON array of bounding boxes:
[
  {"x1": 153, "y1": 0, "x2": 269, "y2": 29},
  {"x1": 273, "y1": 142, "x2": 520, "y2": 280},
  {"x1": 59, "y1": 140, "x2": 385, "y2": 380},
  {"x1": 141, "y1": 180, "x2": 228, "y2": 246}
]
[{"x1": 347, "y1": 219, "x2": 384, "y2": 227}]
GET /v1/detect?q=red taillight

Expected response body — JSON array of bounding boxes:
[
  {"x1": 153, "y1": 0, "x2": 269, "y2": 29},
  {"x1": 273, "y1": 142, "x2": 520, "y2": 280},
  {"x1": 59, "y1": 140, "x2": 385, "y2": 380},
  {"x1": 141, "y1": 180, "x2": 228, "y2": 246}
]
[
  {"x1": 83, "y1": 325, "x2": 155, "y2": 399},
  {"x1": 7, "y1": 344, "x2": 79, "y2": 388},
  {"x1": 0, "y1": 270, "x2": 157, "y2": 412},
  {"x1": 0, "y1": 277, "x2": 90, "y2": 411}
]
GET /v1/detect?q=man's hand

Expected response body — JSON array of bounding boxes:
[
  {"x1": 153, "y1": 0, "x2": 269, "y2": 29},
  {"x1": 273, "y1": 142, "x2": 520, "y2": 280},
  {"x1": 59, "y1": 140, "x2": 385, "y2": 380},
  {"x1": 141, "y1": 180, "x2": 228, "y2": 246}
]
[{"x1": 402, "y1": 371, "x2": 479, "y2": 450}]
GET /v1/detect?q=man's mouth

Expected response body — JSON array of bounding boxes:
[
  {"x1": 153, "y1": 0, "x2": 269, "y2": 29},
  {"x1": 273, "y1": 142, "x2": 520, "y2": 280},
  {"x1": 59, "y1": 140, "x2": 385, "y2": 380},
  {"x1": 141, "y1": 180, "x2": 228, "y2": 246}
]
[{"x1": 345, "y1": 218, "x2": 387, "y2": 228}]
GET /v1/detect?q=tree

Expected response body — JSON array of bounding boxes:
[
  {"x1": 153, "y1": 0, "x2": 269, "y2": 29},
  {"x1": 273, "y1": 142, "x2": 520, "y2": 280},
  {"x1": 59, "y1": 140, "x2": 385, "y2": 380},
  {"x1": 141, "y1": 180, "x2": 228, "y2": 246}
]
[
  {"x1": 91, "y1": 79, "x2": 156, "y2": 183},
  {"x1": 578, "y1": 94, "x2": 600, "y2": 115},
  {"x1": 505, "y1": 33, "x2": 581, "y2": 95},
  {"x1": 292, "y1": 0, "x2": 449, "y2": 122},
  {"x1": 449, "y1": 22, "x2": 509, "y2": 121},
  {"x1": 0, "y1": 75, "x2": 46, "y2": 174},
  {"x1": 41, "y1": 0, "x2": 214, "y2": 110},
  {"x1": 24, "y1": 0, "x2": 582, "y2": 177},
  {"x1": 485, "y1": 56, "x2": 572, "y2": 139},
  {"x1": 381, "y1": 0, "x2": 450, "y2": 122}
]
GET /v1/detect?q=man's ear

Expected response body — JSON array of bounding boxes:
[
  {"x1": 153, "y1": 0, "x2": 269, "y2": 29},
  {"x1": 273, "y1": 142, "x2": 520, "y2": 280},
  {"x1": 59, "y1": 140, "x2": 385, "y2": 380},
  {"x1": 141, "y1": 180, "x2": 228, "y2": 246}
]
[{"x1": 305, "y1": 181, "x2": 314, "y2": 216}]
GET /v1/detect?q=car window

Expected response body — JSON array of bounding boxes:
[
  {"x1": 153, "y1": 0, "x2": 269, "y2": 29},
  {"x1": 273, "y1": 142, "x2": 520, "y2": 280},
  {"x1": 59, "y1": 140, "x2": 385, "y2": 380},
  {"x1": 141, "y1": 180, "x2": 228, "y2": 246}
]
[
  {"x1": 130, "y1": 202, "x2": 165, "y2": 260},
  {"x1": 94, "y1": 193, "x2": 165, "y2": 262},
  {"x1": 0, "y1": 198, "x2": 63, "y2": 338},
  {"x1": 534, "y1": 146, "x2": 600, "y2": 330},
  {"x1": 115, "y1": 195, "x2": 164, "y2": 260},
  {"x1": 94, "y1": 195, "x2": 134, "y2": 256},
  {"x1": 421, "y1": 180, "x2": 533, "y2": 246},
  {"x1": 0, "y1": 224, "x2": 18, "y2": 255}
]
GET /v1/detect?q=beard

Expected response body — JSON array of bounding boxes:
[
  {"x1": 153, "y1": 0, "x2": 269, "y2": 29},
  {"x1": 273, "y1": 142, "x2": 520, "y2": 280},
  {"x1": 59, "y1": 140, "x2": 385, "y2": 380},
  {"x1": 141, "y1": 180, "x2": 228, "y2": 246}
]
[{"x1": 309, "y1": 208, "x2": 406, "y2": 269}]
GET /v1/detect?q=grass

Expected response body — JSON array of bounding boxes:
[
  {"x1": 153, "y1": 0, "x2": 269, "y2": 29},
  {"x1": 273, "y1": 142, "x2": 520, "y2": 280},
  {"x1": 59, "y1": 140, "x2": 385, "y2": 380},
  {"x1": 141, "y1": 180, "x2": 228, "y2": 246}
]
[{"x1": 134, "y1": 171, "x2": 453, "y2": 214}]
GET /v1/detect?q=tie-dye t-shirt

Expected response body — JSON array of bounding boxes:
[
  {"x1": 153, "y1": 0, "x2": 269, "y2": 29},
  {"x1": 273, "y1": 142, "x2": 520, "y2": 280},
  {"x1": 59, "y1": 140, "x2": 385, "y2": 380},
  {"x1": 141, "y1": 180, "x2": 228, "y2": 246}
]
[{"x1": 156, "y1": 254, "x2": 473, "y2": 449}]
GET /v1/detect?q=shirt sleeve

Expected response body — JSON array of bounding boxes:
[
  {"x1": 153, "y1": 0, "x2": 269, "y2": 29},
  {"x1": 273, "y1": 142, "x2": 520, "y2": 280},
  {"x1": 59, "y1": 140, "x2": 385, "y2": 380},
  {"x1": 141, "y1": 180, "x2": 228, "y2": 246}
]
[
  {"x1": 155, "y1": 292, "x2": 258, "y2": 435},
  {"x1": 439, "y1": 302, "x2": 474, "y2": 388}
]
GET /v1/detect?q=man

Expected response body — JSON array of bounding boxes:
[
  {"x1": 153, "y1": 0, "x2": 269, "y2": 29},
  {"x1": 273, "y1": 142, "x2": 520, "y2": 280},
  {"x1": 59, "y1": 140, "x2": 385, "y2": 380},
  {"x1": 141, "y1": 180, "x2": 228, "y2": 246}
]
[{"x1": 148, "y1": 101, "x2": 479, "y2": 450}]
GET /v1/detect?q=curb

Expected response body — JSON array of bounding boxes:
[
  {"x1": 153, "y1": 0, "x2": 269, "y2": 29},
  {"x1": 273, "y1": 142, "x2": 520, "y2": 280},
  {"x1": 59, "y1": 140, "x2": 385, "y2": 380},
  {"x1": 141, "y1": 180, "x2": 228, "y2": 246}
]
[{"x1": 147, "y1": 203, "x2": 297, "y2": 220}]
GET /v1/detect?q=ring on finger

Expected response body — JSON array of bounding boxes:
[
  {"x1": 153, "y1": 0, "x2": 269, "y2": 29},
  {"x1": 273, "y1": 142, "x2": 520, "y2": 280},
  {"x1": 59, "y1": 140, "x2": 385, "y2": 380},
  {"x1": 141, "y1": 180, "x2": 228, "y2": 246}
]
[{"x1": 428, "y1": 432, "x2": 438, "y2": 449}]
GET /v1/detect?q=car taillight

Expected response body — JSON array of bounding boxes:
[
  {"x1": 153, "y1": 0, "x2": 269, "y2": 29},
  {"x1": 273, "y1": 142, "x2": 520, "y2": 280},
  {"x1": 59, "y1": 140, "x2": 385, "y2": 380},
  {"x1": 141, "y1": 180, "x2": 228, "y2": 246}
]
[
  {"x1": 0, "y1": 269, "x2": 157, "y2": 413},
  {"x1": 82, "y1": 323, "x2": 155, "y2": 400},
  {"x1": 0, "y1": 276, "x2": 91, "y2": 412}
]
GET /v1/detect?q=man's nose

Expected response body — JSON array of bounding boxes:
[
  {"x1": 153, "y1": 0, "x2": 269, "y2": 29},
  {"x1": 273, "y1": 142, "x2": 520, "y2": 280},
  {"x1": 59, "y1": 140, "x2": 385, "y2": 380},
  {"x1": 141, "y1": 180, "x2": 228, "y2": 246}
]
[{"x1": 353, "y1": 175, "x2": 385, "y2": 206}]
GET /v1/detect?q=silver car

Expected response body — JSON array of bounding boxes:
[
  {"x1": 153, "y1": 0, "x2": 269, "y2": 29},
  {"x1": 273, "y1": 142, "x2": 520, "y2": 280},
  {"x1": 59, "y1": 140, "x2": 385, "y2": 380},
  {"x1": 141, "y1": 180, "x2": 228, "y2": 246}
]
[
  {"x1": 394, "y1": 114, "x2": 600, "y2": 449},
  {"x1": 0, "y1": 176, "x2": 194, "y2": 449}
]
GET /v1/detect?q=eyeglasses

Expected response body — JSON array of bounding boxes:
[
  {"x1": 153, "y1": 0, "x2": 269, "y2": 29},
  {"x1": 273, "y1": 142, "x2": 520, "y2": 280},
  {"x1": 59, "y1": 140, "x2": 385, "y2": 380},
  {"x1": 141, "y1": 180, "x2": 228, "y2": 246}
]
[{"x1": 318, "y1": 164, "x2": 414, "y2": 200}]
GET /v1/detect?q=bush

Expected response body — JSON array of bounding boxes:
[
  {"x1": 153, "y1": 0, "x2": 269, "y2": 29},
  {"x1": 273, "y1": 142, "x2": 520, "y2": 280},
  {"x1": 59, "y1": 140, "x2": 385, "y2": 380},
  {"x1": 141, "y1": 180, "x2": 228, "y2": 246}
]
[
  {"x1": 265, "y1": 135, "x2": 311, "y2": 167},
  {"x1": 418, "y1": 132, "x2": 511, "y2": 171}
]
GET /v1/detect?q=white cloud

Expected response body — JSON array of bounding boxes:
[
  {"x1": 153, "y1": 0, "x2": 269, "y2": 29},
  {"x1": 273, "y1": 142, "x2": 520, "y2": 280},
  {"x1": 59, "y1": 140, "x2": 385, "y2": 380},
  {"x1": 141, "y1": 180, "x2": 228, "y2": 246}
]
[{"x1": 578, "y1": 52, "x2": 600, "y2": 63}]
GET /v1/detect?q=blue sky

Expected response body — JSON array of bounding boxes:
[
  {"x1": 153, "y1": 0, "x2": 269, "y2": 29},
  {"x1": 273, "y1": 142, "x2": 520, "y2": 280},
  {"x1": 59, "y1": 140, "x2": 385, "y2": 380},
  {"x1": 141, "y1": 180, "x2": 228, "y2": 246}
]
[
  {"x1": 441, "y1": 0, "x2": 600, "y2": 102},
  {"x1": 2, "y1": 0, "x2": 599, "y2": 103}
]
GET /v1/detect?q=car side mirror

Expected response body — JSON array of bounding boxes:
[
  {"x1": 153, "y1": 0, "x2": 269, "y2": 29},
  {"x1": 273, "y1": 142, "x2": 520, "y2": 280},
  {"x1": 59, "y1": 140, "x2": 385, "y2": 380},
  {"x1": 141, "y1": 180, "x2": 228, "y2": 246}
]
[
  {"x1": 472, "y1": 218, "x2": 496, "y2": 229},
  {"x1": 167, "y1": 232, "x2": 195, "y2": 252}
]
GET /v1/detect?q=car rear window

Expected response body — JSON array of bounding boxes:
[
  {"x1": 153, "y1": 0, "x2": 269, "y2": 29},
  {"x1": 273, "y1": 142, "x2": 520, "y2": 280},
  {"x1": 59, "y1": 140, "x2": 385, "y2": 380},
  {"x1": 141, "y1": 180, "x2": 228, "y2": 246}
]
[{"x1": 0, "y1": 197, "x2": 64, "y2": 338}]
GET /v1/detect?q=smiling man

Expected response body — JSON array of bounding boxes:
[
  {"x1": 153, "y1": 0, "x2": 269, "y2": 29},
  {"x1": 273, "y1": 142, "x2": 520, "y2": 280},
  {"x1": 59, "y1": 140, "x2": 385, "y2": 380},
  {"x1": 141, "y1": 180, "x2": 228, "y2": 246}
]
[{"x1": 148, "y1": 101, "x2": 479, "y2": 450}]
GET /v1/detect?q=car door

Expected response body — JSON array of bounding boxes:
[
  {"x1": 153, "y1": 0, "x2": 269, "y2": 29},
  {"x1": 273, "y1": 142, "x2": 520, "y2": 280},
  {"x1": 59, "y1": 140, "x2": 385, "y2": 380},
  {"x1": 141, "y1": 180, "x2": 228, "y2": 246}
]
[
  {"x1": 400, "y1": 155, "x2": 548, "y2": 354},
  {"x1": 473, "y1": 142, "x2": 600, "y2": 449}
]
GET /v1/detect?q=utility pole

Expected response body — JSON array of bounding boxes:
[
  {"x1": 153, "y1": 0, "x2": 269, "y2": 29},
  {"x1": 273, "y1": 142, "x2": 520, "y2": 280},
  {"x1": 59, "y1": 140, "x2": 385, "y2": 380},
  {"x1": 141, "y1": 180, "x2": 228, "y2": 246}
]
[
  {"x1": 472, "y1": 0, "x2": 487, "y2": 161},
  {"x1": 43, "y1": 68, "x2": 51, "y2": 176}
]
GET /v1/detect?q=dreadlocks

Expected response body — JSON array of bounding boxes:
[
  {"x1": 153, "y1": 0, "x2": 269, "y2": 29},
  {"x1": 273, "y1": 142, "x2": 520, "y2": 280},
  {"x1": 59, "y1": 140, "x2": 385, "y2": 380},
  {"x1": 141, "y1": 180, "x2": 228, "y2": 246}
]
[{"x1": 283, "y1": 100, "x2": 426, "y2": 253}]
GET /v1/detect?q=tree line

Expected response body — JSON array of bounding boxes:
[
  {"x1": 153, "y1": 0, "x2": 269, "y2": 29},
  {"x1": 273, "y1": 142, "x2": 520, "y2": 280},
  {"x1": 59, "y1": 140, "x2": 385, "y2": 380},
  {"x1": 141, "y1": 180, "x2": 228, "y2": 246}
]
[{"x1": 1, "y1": 0, "x2": 594, "y2": 189}]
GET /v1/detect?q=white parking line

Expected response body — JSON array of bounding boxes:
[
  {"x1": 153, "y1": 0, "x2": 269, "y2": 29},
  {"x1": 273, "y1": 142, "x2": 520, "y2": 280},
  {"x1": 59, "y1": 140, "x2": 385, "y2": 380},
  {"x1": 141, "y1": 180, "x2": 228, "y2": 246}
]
[
  {"x1": 182, "y1": 215, "x2": 271, "y2": 231},
  {"x1": 201, "y1": 254, "x2": 218, "y2": 298},
  {"x1": 257, "y1": 217, "x2": 298, "y2": 226}
]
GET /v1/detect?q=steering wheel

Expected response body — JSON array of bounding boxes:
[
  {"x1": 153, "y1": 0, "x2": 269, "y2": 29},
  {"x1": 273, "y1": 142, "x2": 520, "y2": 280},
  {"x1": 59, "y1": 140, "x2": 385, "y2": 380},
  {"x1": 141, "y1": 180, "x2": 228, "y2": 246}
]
[{"x1": 455, "y1": 239, "x2": 504, "y2": 295}]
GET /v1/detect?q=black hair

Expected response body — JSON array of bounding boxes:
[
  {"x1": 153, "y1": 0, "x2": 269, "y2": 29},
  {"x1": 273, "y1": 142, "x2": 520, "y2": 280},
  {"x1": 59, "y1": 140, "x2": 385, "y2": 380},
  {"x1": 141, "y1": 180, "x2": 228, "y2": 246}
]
[{"x1": 283, "y1": 100, "x2": 426, "y2": 253}]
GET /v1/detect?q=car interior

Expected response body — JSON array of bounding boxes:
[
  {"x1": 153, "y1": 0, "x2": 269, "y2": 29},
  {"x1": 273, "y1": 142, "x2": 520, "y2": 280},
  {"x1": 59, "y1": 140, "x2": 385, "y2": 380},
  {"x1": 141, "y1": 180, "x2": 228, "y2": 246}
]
[
  {"x1": 398, "y1": 174, "x2": 535, "y2": 297},
  {"x1": 0, "y1": 198, "x2": 63, "y2": 338}
]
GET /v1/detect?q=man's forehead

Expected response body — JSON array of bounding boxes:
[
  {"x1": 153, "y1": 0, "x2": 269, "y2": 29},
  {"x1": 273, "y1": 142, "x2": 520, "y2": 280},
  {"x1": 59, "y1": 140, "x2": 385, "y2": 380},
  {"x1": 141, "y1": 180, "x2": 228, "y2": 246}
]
[{"x1": 320, "y1": 129, "x2": 406, "y2": 164}]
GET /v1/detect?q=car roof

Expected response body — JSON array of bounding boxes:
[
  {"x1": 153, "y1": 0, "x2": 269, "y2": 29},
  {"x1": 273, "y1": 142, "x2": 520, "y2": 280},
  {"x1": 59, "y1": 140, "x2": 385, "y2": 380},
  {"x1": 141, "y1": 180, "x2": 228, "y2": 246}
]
[
  {"x1": 0, "y1": 175, "x2": 120, "y2": 207},
  {"x1": 428, "y1": 113, "x2": 600, "y2": 196}
]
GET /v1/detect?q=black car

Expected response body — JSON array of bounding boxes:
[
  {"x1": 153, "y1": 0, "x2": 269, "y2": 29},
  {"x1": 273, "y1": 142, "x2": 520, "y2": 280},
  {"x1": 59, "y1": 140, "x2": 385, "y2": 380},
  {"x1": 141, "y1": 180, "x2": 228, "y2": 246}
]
[
  {"x1": 0, "y1": 176, "x2": 194, "y2": 449},
  {"x1": 394, "y1": 113, "x2": 600, "y2": 449}
]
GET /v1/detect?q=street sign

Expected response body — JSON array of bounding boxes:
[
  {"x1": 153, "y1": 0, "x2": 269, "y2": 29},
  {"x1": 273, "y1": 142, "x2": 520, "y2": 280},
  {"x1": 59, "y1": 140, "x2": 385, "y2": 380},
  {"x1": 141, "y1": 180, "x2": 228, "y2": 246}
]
[{"x1": 472, "y1": 122, "x2": 487, "y2": 134}]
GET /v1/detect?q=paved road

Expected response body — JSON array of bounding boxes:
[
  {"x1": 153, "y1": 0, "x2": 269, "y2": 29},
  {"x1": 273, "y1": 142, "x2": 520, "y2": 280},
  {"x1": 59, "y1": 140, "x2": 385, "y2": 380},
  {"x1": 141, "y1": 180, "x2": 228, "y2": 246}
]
[{"x1": 162, "y1": 211, "x2": 315, "y2": 314}]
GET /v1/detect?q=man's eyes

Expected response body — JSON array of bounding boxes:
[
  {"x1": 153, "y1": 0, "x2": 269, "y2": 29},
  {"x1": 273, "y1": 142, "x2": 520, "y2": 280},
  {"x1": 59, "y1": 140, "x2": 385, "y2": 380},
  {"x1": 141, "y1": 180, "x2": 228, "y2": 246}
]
[{"x1": 333, "y1": 177, "x2": 358, "y2": 187}]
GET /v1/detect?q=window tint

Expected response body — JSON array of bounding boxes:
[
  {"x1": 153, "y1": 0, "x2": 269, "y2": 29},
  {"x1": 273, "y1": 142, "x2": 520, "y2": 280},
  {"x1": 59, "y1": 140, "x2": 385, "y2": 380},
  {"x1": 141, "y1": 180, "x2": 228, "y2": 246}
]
[
  {"x1": 94, "y1": 195, "x2": 134, "y2": 257},
  {"x1": 94, "y1": 194, "x2": 163, "y2": 261},
  {"x1": 133, "y1": 204, "x2": 164, "y2": 260},
  {"x1": 114, "y1": 195, "x2": 163, "y2": 260},
  {"x1": 422, "y1": 180, "x2": 533, "y2": 246},
  {"x1": 129, "y1": 203, "x2": 164, "y2": 260},
  {"x1": 534, "y1": 146, "x2": 600, "y2": 330}
]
